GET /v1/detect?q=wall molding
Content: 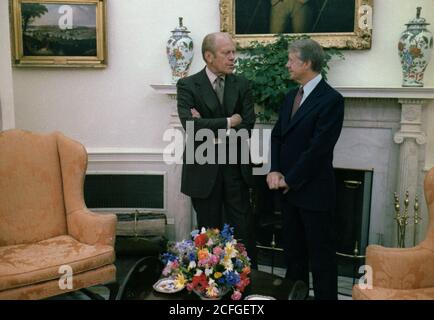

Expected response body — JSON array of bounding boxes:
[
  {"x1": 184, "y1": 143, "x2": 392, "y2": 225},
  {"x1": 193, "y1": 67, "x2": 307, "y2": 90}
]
[{"x1": 87, "y1": 147, "x2": 168, "y2": 164}]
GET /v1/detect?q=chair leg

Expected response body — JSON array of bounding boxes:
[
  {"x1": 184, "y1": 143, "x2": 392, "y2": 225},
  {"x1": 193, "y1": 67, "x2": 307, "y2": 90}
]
[
  {"x1": 106, "y1": 281, "x2": 119, "y2": 300},
  {"x1": 80, "y1": 288, "x2": 105, "y2": 300}
]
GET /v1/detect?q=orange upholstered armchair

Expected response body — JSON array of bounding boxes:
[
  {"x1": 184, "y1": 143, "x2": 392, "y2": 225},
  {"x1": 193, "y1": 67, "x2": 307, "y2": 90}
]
[
  {"x1": 0, "y1": 129, "x2": 118, "y2": 299},
  {"x1": 353, "y1": 167, "x2": 434, "y2": 300}
]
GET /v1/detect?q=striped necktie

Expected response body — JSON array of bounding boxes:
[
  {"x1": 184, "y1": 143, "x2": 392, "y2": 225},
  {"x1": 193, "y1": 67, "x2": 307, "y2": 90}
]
[
  {"x1": 214, "y1": 76, "x2": 224, "y2": 105},
  {"x1": 291, "y1": 86, "x2": 304, "y2": 119}
]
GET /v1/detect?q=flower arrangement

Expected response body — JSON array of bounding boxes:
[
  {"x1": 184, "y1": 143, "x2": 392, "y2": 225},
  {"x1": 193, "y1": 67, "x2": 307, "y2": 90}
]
[{"x1": 160, "y1": 224, "x2": 251, "y2": 300}]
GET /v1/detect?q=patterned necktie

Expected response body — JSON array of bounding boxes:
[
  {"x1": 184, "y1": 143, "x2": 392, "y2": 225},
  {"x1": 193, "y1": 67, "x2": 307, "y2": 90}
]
[
  {"x1": 291, "y1": 86, "x2": 304, "y2": 119},
  {"x1": 214, "y1": 76, "x2": 225, "y2": 105}
]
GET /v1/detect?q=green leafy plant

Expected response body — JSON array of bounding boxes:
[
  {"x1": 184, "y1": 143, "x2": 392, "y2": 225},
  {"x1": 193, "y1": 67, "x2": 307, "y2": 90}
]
[{"x1": 235, "y1": 34, "x2": 343, "y2": 122}]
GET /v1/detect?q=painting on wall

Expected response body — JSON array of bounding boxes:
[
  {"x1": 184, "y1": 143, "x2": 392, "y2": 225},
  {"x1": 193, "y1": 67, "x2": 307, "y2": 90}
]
[
  {"x1": 220, "y1": 0, "x2": 374, "y2": 49},
  {"x1": 9, "y1": 0, "x2": 107, "y2": 67}
]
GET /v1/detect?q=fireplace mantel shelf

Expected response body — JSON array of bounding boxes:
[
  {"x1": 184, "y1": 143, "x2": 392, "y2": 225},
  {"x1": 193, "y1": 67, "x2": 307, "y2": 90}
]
[
  {"x1": 150, "y1": 84, "x2": 434, "y2": 100},
  {"x1": 335, "y1": 86, "x2": 434, "y2": 99}
]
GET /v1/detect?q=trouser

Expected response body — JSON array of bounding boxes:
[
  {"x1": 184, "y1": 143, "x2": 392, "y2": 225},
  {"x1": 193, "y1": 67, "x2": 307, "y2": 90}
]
[
  {"x1": 191, "y1": 164, "x2": 257, "y2": 267},
  {"x1": 281, "y1": 198, "x2": 338, "y2": 300}
]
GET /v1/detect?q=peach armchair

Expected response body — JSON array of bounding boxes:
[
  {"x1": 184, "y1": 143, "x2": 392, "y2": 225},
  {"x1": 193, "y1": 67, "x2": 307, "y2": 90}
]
[
  {"x1": 353, "y1": 167, "x2": 434, "y2": 300},
  {"x1": 0, "y1": 129, "x2": 118, "y2": 299}
]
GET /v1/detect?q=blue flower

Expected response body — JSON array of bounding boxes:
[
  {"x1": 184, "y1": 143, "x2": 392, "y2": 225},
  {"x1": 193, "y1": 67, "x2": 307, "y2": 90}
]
[
  {"x1": 224, "y1": 271, "x2": 240, "y2": 286},
  {"x1": 235, "y1": 259, "x2": 244, "y2": 269},
  {"x1": 188, "y1": 252, "x2": 196, "y2": 261},
  {"x1": 221, "y1": 224, "x2": 234, "y2": 242},
  {"x1": 190, "y1": 229, "x2": 200, "y2": 238},
  {"x1": 161, "y1": 252, "x2": 177, "y2": 264}
]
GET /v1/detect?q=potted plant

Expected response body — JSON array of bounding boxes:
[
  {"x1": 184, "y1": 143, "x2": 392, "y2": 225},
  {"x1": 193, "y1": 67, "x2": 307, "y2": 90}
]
[{"x1": 235, "y1": 34, "x2": 343, "y2": 122}]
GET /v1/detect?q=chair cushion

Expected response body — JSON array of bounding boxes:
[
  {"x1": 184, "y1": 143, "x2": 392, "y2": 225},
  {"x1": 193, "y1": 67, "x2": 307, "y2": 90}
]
[
  {"x1": 0, "y1": 235, "x2": 115, "y2": 291},
  {"x1": 353, "y1": 284, "x2": 434, "y2": 300}
]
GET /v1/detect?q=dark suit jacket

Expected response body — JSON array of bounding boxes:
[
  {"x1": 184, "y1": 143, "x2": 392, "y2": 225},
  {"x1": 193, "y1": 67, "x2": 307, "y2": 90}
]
[
  {"x1": 270, "y1": 79, "x2": 344, "y2": 211},
  {"x1": 177, "y1": 68, "x2": 256, "y2": 199}
]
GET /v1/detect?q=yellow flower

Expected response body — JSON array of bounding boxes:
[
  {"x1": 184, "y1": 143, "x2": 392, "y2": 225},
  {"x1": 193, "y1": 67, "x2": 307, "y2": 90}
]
[
  {"x1": 222, "y1": 256, "x2": 234, "y2": 271},
  {"x1": 174, "y1": 273, "x2": 186, "y2": 289},
  {"x1": 224, "y1": 242, "x2": 238, "y2": 258},
  {"x1": 214, "y1": 272, "x2": 223, "y2": 279}
]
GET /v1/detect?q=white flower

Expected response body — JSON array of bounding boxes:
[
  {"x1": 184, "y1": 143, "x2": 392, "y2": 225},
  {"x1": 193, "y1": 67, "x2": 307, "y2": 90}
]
[
  {"x1": 188, "y1": 261, "x2": 196, "y2": 270},
  {"x1": 195, "y1": 269, "x2": 203, "y2": 276},
  {"x1": 224, "y1": 242, "x2": 238, "y2": 259},
  {"x1": 205, "y1": 268, "x2": 213, "y2": 276},
  {"x1": 222, "y1": 256, "x2": 234, "y2": 271},
  {"x1": 201, "y1": 227, "x2": 206, "y2": 234}
]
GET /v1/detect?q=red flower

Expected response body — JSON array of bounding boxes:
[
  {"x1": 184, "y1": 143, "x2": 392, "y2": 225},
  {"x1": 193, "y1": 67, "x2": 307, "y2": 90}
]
[
  {"x1": 235, "y1": 278, "x2": 250, "y2": 292},
  {"x1": 194, "y1": 234, "x2": 208, "y2": 247},
  {"x1": 191, "y1": 273, "x2": 208, "y2": 292}
]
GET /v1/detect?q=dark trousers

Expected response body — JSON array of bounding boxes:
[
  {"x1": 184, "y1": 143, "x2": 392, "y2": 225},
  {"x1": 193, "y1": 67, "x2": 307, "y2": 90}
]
[
  {"x1": 281, "y1": 197, "x2": 338, "y2": 300},
  {"x1": 191, "y1": 164, "x2": 257, "y2": 266}
]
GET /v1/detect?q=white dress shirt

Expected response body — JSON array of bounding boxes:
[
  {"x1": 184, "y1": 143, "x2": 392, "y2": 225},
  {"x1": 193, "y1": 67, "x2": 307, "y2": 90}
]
[{"x1": 300, "y1": 73, "x2": 322, "y2": 106}]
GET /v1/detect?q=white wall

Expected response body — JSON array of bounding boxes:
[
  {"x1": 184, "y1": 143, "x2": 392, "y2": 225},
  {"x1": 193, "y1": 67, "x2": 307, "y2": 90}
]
[
  {"x1": 327, "y1": 0, "x2": 434, "y2": 87},
  {"x1": 12, "y1": 0, "x2": 220, "y2": 148},
  {"x1": 9, "y1": 0, "x2": 434, "y2": 149},
  {"x1": 0, "y1": 0, "x2": 16, "y2": 130}
]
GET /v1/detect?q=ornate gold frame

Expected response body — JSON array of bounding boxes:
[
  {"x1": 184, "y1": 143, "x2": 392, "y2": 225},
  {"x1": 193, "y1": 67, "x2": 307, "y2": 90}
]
[
  {"x1": 9, "y1": 0, "x2": 107, "y2": 67},
  {"x1": 220, "y1": 0, "x2": 373, "y2": 49}
]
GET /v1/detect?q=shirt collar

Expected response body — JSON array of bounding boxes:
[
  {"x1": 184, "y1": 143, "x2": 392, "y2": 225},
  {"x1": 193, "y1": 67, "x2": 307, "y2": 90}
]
[
  {"x1": 301, "y1": 73, "x2": 322, "y2": 98},
  {"x1": 206, "y1": 66, "x2": 225, "y2": 85}
]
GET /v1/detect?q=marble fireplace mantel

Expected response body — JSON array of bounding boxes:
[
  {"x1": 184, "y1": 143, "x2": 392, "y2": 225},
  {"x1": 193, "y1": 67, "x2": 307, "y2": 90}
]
[
  {"x1": 151, "y1": 84, "x2": 434, "y2": 245},
  {"x1": 151, "y1": 84, "x2": 434, "y2": 99}
]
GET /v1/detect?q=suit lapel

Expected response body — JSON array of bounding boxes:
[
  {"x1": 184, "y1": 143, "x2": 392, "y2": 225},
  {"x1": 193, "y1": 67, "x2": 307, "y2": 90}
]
[
  {"x1": 282, "y1": 79, "x2": 327, "y2": 136},
  {"x1": 194, "y1": 68, "x2": 221, "y2": 115},
  {"x1": 223, "y1": 74, "x2": 238, "y2": 115},
  {"x1": 281, "y1": 89, "x2": 297, "y2": 133}
]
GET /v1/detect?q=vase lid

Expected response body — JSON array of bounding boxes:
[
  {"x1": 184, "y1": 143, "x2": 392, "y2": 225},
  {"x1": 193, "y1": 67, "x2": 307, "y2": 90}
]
[
  {"x1": 406, "y1": 7, "x2": 430, "y2": 26},
  {"x1": 171, "y1": 17, "x2": 190, "y2": 33}
]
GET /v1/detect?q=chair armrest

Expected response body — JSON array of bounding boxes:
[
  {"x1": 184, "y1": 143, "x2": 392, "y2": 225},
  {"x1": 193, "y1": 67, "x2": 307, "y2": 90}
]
[
  {"x1": 67, "y1": 209, "x2": 117, "y2": 246},
  {"x1": 366, "y1": 244, "x2": 434, "y2": 289}
]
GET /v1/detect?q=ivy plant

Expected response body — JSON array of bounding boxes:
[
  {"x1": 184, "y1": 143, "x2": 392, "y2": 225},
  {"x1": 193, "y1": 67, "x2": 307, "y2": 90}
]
[{"x1": 235, "y1": 34, "x2": 343, "y2": 122}]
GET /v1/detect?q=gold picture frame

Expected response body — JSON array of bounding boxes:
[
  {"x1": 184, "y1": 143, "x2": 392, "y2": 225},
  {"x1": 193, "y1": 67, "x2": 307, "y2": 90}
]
[
  {"x1": 9, "y1": 0, "x2": 107, "y2": 67},
  {"x1": 220, "y1": 0, "x2": 373, "y2": 49}
]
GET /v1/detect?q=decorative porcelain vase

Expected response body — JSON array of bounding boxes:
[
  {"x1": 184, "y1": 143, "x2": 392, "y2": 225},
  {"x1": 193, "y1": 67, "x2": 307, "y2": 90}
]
[
  {"x1": 166, "y1": 17, "x2": 194, "y2": 84},
  {"x1": 398, "y1": 7, "x2": 433, "y2": 87}
]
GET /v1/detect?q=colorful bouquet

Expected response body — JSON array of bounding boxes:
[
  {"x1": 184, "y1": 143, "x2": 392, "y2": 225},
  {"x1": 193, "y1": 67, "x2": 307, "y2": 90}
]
[{"x1": 160, "y1": 224, "x2": 251, "y2": 300}]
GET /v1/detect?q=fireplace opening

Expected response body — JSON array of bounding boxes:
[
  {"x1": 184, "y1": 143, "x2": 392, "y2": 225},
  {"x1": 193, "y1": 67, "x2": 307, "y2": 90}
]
[
  {"x1": 83, "y1": 174, "x2": 165, "y2": 211},
  {"x1": 252, "y1": 167, "x2": 373, "y2": 279}
]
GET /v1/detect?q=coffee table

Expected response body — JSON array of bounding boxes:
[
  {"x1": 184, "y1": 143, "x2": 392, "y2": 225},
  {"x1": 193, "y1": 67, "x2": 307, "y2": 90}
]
[{"x1": 116, "y1": 256, "x2": 308, "y2": 300}]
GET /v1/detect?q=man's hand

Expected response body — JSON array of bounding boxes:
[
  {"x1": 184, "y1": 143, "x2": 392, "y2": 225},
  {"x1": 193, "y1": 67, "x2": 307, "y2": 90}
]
[
  {"x1": 191, "y1": 108, "x2": 201, "y2": 118},
  {"x1": 230, "y1": 113, "x2": 242, "y2": 127},
  {"x1": 266, "y1": 171, "x2": 284, "y2": 190},
  {"x1": 278, "y1": 178, "x2": 290, "y2": 194}
]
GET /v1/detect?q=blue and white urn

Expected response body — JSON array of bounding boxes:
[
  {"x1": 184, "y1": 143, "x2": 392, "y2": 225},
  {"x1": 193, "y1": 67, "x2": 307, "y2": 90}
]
[
  {"x1": 166, "y1": 17, "x2": 194, "y2": 84},
  {"x1": 398, "y1": 7, "x2": 433, "y2": 87}
]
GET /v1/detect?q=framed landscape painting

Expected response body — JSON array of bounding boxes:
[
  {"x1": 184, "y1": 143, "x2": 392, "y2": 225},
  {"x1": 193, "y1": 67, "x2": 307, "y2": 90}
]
[
  {"x1": 9, "y1": 0, "x2": 107, "y2": 67},
  {"x1": 220, "y1": 0, "x2": 374, "y2": 49}
]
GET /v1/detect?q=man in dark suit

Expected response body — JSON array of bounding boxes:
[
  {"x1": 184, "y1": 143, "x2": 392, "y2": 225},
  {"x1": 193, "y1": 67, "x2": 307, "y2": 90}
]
[
  {"x1": 176, "y1": 33, "x2": 256, "y2": 254},
  {"x1": 267, "y1": 39, "x2": 344, "y2": 299}
]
